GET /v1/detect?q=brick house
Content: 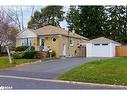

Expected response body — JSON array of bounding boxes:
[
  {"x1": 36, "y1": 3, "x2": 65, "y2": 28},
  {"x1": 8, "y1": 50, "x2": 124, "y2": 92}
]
[{"x1": 16, "y1": 25, "x2": 88, "y2": 58}]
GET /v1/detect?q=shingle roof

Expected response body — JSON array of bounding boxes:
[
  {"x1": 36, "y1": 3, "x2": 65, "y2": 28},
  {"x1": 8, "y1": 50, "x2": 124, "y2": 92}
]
[
  {"x1": 88, "y1": 37, "x2": 120, "y2": 44},
  {"x1": 33, "y1": 25, "x2": 88, "y2": 40}
]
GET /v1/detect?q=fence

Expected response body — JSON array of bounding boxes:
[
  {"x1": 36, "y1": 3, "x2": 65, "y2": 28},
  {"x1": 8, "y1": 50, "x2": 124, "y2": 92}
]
[{"x1": 115, "y1": 46, "x2": 127, "y2": 57}]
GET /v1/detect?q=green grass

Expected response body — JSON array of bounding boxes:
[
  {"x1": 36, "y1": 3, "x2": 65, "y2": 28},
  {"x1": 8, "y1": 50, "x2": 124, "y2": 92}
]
[
  {"x1": 0, "y1": 56, "x2": 38, "y2": 69},
  {"x1": 59, "y1": 57, "x2": 127, "y2": 86}
]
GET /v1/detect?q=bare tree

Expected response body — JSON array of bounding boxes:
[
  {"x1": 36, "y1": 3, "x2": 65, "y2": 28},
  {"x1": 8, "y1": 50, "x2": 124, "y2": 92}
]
[
  {"x1": 2, "y1": 7, "x2": 23, "y2": 31},
  {"x1": 4, "y1": 6, "x2": 35, "y2": 31},
  {"x1": 0, "y1": 8, "x2": 17, "y2": 63},
  {"x1": 0, "y1": 6, "x2": 35, "y2": 63}
]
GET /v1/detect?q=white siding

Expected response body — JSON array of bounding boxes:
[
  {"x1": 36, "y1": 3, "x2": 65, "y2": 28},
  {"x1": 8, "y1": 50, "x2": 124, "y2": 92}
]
[
  {"x1": 86, "y1": 42, "x2": 121, "y2": 57},
  {"x1": 17, "y1": 30, "x2": 37, "y2": 38},
  {"x1": 86, "y1": 43, "x2": 92, "y2": 57}
]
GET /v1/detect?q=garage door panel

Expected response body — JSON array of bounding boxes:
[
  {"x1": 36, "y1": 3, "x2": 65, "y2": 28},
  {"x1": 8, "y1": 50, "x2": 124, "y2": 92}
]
[{"x1": 92, "y1": 44, "x2": 110, "y2": 57}]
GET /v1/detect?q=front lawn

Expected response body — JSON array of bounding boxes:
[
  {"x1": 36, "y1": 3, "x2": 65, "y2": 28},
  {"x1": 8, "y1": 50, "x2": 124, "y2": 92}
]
[
  {"x1": 0, "y1": 56, "x2": 38, "y2": 69},
  {"x1": 59, "y1": 57, "x2": 127, "y2": 86}
]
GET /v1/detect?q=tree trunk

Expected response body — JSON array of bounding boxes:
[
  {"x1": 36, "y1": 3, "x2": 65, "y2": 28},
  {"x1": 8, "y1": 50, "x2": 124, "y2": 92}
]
[{"x1": 6, "y1": 46, "x2": 12, "y2": 64}]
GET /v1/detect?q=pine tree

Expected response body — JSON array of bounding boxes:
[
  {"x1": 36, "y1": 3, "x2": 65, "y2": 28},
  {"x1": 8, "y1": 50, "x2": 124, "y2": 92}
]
[
  {"x1": 66, "y1": 6, "x2": 80, "y2": 34},
  {"x1": 79, "y1": 6, "x2": 106, "y2": 39},
  {"x1": 106, "y1": 5, "x2": 127, "y2": 43},
  {"x1": 28, "y1": 6, "x2": 64, "y2": 29}
]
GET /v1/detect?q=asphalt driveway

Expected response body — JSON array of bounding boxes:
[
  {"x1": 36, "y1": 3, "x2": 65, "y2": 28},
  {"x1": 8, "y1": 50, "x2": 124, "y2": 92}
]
[
  {"x1": 0, "y1": 57, "x2": 104, "y2": 79},
  {"x1": 0, "y1": 57, "x2": 125, "y2": 89}
]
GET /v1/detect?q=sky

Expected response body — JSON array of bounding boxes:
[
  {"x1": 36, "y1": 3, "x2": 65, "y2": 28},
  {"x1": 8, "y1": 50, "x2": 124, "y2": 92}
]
[{"x1": 17, "y1": 6, "x2": 68, "y2": 30}]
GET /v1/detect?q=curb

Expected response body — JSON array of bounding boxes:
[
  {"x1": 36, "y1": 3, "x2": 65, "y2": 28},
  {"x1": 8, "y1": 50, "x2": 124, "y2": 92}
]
[
  {"x1": 55, "y1": 80, "x2": 127, "y2": 88},
  {"x1": 15, "y1": 60, "x2": 42, "y2": 67},
  {"x1": 0, "y1": 74, "x2": 126, "y2": 88},
  {"x1": 40, "y1": 58, "x2": 63, "y2": 64}
]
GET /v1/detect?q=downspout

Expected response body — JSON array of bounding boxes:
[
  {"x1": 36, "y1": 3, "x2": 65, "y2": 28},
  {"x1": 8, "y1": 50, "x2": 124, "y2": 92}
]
[
  {"x1": 68, "y1": 31, "x2": 70, "y2": 57},
  {"x1": 27, "y1": 38, "x2": 29, "y2": 46}
]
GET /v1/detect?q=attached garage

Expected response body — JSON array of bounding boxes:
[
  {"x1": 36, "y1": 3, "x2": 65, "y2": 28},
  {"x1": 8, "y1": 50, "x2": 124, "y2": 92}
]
[{"x1": 86, "y1": 37, "x2": 121, "y2": 57}]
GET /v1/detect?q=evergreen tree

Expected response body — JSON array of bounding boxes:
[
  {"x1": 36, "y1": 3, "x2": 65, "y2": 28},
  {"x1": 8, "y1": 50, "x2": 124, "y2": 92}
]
[
  {"x1": 79, "y1": 6, "x2": 106, "y2": 39},
  {"x1": 66, "y1": 5, "x2": 127, "y2": 44},
  {"x1": 66, "y1": 6, "x2": 106, "y2": 39},
  {"x1": 28, "y1": 6, "x2": 64, "y2": 29},
  {"x1": 66, "y1": 6, "x2": 80, "y2": 34},
  {"x1": 106, "y1": 5, "x2": 127, "y2": 43}
]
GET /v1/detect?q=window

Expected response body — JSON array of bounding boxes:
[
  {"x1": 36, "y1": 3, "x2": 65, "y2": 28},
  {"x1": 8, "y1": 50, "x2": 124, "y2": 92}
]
[
  {"x1": 102, "y1": 44, "x2": 108, "y2": 46},
  {"x1": 40, "y1": 38, "x2": 45, "y2": 51},
  {"x1": 70, "y1": 38, "x2": 74, "y2": 46},
  {"x1": 52, "y1": 37, "x2": 56, "y2": 42},
  {"x1": 94, "y1": 44, "x2": 100, "y2": 46},
  {"x1": 21, "y1": 38, "x2": 32, "y2": 46}
]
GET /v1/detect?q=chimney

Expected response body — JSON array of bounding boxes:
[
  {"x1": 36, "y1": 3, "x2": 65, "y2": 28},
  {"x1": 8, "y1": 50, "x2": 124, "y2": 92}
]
[{"x1": 72, "y1": 30, "x2": 75, "y2": 34}]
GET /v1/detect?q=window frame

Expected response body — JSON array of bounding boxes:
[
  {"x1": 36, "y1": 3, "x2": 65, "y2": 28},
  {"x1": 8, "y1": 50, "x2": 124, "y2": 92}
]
[
  {"x1": 94, "y1": 44, "x2": 100, "y2": 46},
  {"x1": 52, "y1": 37, "x2": 57, "y2": 43},
  {"x1": 70, "y1": 38, "x2": 74, "y2": 46},
  {"x1": 21, "y1": 38, "x2": 32, "y2": 46},
  {"x1": 102, "y1": 44, "x2": 108, "y2": 46}
]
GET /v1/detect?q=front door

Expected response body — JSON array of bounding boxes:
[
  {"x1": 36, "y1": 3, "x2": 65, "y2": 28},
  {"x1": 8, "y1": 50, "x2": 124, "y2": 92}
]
[{"x1": 40, "y1": 38, "x2": 45, "y2": 51}]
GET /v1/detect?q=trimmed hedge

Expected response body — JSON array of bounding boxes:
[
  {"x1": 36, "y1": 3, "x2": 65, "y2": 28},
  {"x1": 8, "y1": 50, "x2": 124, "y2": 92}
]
[
  {"x1": 13, "y1": 52, "x2": 24, "y2": 59},
  {"x1": 13, "y1": 51, "x2": 45, "y2": 59},
  {"x1": 23, "y1": 51, "x2": 38, "y2": 59},
  {"x1": 15, "y1": 46, "x2": 35, "y2": 51}
]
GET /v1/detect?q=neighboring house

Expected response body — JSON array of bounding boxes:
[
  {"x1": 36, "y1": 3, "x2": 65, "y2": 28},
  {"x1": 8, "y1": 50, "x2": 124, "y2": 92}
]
[
  {"x1": 16, "y1": 25, "x2": 88, "y2": 58},
  {"x1": 86, "y1": 37, "x2": 121, "y2": 57}
]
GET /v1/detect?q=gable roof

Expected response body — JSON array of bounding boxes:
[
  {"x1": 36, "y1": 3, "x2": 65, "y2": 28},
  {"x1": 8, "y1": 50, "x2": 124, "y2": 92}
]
[
  {"x1": 33, "y1": 25, "x2": 88, "y2": 40},
  {"x1": 88, "y1": 37, "x2": 120, "y2": 44},
  {"x1": 17, "y1": 29, "x2": 37, "y2": 38}
]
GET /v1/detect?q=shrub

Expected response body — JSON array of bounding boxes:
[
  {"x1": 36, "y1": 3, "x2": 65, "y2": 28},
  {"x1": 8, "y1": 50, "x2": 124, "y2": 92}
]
[
  {"x1": 45, "y1": 51, "x2": 50, "y2": 58},
  {"x1": 30, "y1": 46, "x2": 35, "y2": 51},
  {"x1": 23, "y1": 51, "x2": 38, "y2": 59},
  {"x1": 15, "y1": 46, "x2": 35, "y2": 51},
  {"x1": 35, "y1": 52, "x2": 44, "y2": 59},
  {"x1": 46, "y1": 50, "x2": 56, "y2": 58},
  {"x1": 51, "y1": 51, "x2": 56, "y2": 58},
  {"x1": 15, "y1": 46, "x2": 29, "y2": 51},
  {"x1": 13, "y1": 52, "x2": 24, "y2": 59}
]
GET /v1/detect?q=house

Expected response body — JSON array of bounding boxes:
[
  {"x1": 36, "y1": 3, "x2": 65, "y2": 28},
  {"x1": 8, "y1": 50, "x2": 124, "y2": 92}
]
[
  {"x1": 16, "y1": 25, "x2": 88, "y2": 58},
  {"x1": 86, "y1": 37, "x2": 121, "y2": 57}
]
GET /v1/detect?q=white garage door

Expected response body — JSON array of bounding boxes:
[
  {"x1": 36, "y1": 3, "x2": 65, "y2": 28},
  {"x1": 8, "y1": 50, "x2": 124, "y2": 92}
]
[{"x1": 92, "y1": 44, "x2": 110, "y2": 57}]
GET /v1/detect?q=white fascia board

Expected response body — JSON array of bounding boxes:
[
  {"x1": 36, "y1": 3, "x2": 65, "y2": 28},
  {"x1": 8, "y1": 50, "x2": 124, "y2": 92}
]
[{"x1": 18, "y1": 30, "x2": 37, "y2": 38}]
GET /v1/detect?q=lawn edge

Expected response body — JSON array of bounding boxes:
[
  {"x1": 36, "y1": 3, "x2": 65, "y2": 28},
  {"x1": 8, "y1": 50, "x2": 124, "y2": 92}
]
[
  {"x1": 0, "y1": 60, "x2": 41, "y2": 71},
  {"x1": 56, "y1": 79, "x2": 127, "y2": 88},
  {"x1": 0, "y1": 58, "x2": 60, "y2": 71},
  {"x1": 15, "y1": 60, "x2": 42, "y2": 67}
]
